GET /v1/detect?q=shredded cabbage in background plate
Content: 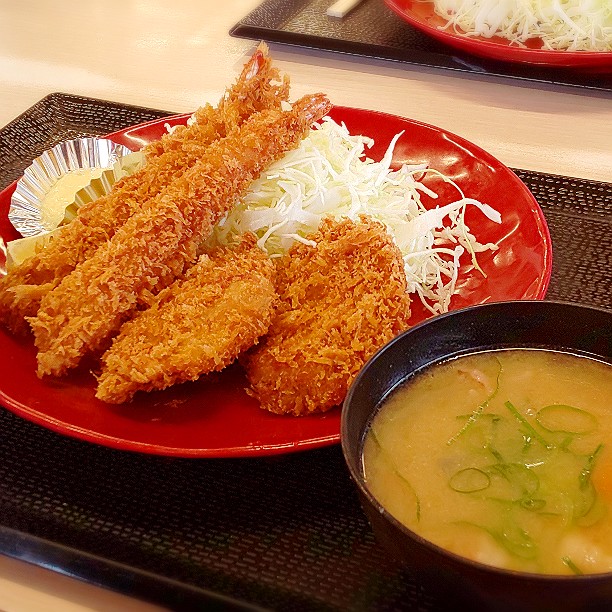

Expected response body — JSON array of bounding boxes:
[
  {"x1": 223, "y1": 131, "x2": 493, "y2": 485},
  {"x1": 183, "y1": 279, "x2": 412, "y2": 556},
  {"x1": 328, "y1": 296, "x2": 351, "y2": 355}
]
[
  {"x1": 426, "y1": 0, "x2": 612, "y2": 51},
  {"x1": 209, "y1": 117, "x2": 501, "y2": 315}
]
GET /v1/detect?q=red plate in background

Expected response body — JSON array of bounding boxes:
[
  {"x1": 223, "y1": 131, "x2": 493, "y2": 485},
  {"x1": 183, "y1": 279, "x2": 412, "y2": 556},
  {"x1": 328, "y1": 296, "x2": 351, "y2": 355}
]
[
  {"x1": 0, "y1": 106, "x2": 552, "y2": 457},
  {"x1": 385, "y1": 0, "x2": 612, "y2": 71}
]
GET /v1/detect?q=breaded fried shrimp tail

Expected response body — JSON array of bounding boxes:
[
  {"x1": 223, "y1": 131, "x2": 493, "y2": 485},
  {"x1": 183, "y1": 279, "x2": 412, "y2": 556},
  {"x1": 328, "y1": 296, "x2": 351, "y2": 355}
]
[
  {"x1": 0, "y1": 43, "x2": 288, "y2": 335},
  {"x1": 96, "y1": 235, "x2": 275, "y2": 404},
  {"x1": 144, "y1": 42, "x2": 289, "y2": 159},
  {"x1": 30, "y1": 93, "x2": 332, "y2": 378}
]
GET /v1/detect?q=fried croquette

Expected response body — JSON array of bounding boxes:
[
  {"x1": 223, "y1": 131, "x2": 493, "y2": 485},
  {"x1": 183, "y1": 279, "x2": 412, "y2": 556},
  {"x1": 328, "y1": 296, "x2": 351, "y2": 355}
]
[
  {"x1": 244, "y1": 216, "x2": 412, "y2": 416},
  {"x1": 0, "y1": 43, "x2": 289, "y2": 335},
  {"x1": 95, "y1": 234, "x2": 275, "y2": 404},
  {"x1": 30, "y1": 93, "x2": 332, "y2": 378}
]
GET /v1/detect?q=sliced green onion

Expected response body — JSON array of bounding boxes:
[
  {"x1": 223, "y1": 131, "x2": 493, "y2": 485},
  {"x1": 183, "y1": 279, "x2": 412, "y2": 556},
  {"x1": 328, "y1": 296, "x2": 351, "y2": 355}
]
[
  {"x1": 492, "y1": 462, "x2": 540, "y2": 497},
  {"x1": 496, "y1": 524, "x2": 538, "y2": 560},
  {"x1": 574, "y1": 480, "x2": 597, "y2": 520},
  {"x1": 562, "y1": 556, "x2": 584, "y2": 576},
  {"x1": 579, "y1": 444, "x2": 604, "y2": 490},
  {"x1": 449, "y1": 468, "x2": 491, "y2": 493},
  {"x1": 458, "y1": 521, "x2": 538, "y2": 560},
  {"x1": 520, "y1": 498, "x2": 546, "y2": 512},
  {"x1": 536, "y1": 405, "x2": 598, "y2": 436},
  {"x1": 505, "y1": 401, "x2": 553, "y2": 449},
  {"x1": 447, "y1": 358, "x2": 502, "y2": 445},
  {"x1": 368, "y1": 427, "x2": 421, "y2": 522}
]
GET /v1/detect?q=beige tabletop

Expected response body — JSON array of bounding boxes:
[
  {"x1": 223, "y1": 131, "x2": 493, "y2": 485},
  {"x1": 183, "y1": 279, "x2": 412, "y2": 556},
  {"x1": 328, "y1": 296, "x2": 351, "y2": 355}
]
[{"x1": 0, "y1": 0, "x2": 611, "y2": 609}]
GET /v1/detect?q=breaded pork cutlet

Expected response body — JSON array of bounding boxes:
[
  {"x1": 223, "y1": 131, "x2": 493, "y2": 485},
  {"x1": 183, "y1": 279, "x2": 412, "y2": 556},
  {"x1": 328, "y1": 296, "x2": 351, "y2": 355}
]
[
  {"x1": 30, "y1": 93, "x2": 332, "y2": 378},
  {"x1": 96, "y1": 234, "x2": 275, "y2": 404},
  {"x1": 244, "y1": 216, "x2": 412, "y2": 416},
  {"x1": 0, "y1": 43, "x2": 288, "y2": 335}
]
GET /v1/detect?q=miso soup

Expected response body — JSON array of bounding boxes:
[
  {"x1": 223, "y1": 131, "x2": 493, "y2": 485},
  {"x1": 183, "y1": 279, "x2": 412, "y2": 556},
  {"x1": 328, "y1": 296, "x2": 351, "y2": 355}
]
[{"x1": 362, "y1": 349, "x2": 612, "y2": 575}]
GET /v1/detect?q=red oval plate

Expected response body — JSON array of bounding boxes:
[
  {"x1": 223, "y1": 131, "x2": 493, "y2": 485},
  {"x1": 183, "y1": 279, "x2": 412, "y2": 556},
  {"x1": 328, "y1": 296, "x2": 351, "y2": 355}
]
[
  {"x1": 385, "y1": 0, "x2": 612, "y2": 71},
  {"x1": 0, "y1": 106, "x2": 552, "y2": 457}
]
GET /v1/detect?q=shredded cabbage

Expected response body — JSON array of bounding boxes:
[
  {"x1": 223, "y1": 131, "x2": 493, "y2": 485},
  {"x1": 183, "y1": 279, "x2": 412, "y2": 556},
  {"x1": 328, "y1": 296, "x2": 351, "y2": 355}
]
[
  {"x1": 209, "y1": 117, "x2": 501, "y2": 315},
  {"x1": 426, "y1": 0, "x2": 612, "y2": 51}
]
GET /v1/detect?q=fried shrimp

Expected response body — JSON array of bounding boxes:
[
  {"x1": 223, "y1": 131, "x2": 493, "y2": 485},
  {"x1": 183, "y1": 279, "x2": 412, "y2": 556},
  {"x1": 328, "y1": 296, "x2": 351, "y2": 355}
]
[
  {"x1": 244, "y1": 216, "x2": 412, "y2": 416},
  {"x1": 95, "y1": 235, "x2": 275, "y2": 404},
  {"x1": 0, "y1": 43, "x2": 288, "y2": 335},
  {"x1": 30, "y1": 93, "x2": 332, "y2": 378},
  {"x1": 143, "y1": 42, "x2": 289, "y2": 158}
]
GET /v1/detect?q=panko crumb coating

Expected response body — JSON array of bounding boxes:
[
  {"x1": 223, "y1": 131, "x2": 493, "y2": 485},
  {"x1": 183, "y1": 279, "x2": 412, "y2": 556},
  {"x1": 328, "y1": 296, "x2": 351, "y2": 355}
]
[
  {"x1": 244, "y1": 216, "x2": 412, "y2": 416},
  {"x1": 96, "y1": 234, "x2": 276, "y2": 404}
]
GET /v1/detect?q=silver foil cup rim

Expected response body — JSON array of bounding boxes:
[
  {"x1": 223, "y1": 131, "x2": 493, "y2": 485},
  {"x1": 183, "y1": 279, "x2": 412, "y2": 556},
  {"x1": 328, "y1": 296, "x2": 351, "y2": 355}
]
[{"x1": 9, "y1": 137, "x2": 133, "y2": 237}]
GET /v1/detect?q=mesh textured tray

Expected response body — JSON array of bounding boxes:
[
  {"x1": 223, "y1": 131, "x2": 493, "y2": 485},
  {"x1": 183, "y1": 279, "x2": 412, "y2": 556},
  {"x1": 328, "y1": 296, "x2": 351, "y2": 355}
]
[
  {"x1": 230, "y1": 0, "x2": 612, "y2": 93},
  {"x1": 0, "y1": 93, "x2": 611, "y2": 610}
]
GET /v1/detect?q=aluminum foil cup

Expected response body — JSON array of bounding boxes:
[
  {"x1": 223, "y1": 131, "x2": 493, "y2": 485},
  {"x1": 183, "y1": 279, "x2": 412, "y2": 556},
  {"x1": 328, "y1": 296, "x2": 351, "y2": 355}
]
[{"x1": 8, "y1": 137, "x2": 136, "y2": 237}]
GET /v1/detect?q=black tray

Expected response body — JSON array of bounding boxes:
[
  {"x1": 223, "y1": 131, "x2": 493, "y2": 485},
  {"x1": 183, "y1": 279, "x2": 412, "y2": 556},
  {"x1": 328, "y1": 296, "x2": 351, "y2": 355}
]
[
  {"x1": 230, "y1": 0, "x2": 612, "y2": 93},
  {"x1": 0, "y1": 93, "x2": 611, "y2": 611}
]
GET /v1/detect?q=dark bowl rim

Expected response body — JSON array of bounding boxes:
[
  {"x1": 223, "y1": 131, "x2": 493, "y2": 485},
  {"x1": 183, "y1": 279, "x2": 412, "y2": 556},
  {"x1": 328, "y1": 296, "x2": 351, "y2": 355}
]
[{"x1": 341, "y1": 299, "x2": 612, "y2": 583}]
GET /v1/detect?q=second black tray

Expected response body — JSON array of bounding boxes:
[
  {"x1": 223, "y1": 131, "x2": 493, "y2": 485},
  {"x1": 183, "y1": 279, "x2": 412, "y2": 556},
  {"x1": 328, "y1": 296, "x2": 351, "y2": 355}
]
[{"x1": 230, "y1": 0, "x2": 612, "y2": 93}]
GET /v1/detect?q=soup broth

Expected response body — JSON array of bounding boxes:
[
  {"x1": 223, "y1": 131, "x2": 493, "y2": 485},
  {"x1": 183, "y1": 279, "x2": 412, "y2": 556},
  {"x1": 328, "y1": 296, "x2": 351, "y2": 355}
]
[{"x1": 362, "y1": 349, "x2": 612, "y2": 575}]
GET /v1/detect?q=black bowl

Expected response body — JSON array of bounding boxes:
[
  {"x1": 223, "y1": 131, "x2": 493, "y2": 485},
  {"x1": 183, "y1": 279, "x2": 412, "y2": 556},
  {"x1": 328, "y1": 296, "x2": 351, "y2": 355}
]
[{"x1": 341, "y1": 300, "x2": 612, "y2": 611}]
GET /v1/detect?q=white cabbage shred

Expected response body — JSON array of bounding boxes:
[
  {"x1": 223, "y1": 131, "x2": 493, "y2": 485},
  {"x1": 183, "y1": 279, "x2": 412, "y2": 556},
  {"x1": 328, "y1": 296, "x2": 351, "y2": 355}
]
[
  {"x1": 426, "y1": 0, "x2": 612, "y2": 51},
  {"x1": 209, "y1": 117, "x2": 501, "y2": 315}
]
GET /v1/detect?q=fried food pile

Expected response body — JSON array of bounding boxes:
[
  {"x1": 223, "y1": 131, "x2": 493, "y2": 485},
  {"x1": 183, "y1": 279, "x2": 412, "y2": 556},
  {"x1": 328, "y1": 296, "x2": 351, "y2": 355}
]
[
  {"x1": 0, "y1": 44, "x2": 290, "y2": 336},
  {"x1": 0, "y1": 44, "x2": 411, "y2": 415}
]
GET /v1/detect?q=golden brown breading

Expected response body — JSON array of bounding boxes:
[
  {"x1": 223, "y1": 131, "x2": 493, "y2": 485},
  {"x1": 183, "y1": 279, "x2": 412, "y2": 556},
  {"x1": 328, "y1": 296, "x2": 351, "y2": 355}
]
[
  {"x1": 243, "y1": 216, "x2": 412, "y2": 416},
  {"x1": 95, "y1": 234, "x2": 275, "y2": 404},
  {"x1": 29, "y1": 93, "x2": 332, "y2": 378},
  {"x1": 0, "y1": 43, "x2": 289, "y2": 335}
]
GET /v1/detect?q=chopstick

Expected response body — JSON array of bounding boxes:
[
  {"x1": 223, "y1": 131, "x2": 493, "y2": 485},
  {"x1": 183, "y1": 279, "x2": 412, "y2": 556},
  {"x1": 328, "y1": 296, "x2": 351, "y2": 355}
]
[{"x1": 326, "y1": 0, "x2": 365, "y2": 19}]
